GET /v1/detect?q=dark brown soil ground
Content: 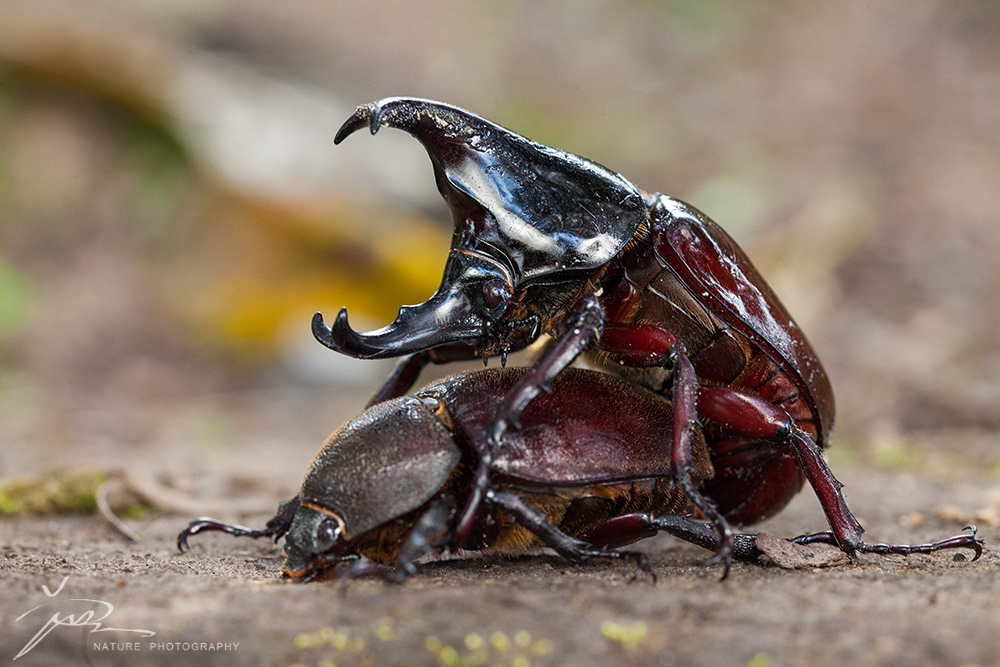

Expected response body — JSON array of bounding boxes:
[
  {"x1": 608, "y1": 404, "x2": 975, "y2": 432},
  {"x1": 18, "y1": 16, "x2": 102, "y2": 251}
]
[{"x1": 2, "y1": 465, "x2": 999, "y2": 667}]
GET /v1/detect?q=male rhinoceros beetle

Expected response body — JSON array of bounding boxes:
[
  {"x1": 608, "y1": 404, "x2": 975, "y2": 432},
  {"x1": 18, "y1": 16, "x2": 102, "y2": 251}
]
[
  {"x1": 310, "y1": 98, "x2": 982, "y2": 565},
  {"x1": 178, "y1": 367, "x2": 981, "y2": 582}
]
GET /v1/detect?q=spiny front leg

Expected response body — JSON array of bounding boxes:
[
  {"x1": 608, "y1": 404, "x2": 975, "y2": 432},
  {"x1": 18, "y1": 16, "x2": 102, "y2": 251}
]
[
  {"x1": 177, "y1": 497, "x2": 300, "y2": 551},
  {"x1": 489, "y1": 294, "x2": 605, "y2": 444},
  {"x1": 453, "y1": 294, "x2": 605, "y2": 543},
  {"x1": 394, "y1": 498, "x2": 456, "y2": 578}
]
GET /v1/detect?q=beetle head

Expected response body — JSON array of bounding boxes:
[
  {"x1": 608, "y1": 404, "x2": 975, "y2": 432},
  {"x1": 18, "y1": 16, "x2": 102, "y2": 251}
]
[
  {"x1": 280, "y1": 504, "x2": 350, "y2": 581},
  {"x1": 315, "y1": 97, "x2": 646, "y2": 359},
  {"x1": 280, "y1": 394, "x2": 462, "y2": 580}
]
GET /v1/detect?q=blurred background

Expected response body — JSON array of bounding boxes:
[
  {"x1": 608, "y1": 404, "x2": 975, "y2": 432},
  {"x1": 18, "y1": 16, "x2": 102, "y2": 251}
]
[{"x1": 1, "y1": 0, "x2": 999, "y2": 515}]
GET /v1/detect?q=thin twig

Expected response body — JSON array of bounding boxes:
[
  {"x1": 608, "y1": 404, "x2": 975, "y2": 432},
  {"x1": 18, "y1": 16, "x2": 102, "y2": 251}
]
[{"x1": 95, "y1": 478, "x2": 141, "y2": 542}]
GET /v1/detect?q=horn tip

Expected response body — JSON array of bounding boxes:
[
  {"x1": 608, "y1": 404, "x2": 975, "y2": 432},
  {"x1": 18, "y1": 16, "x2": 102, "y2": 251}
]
[
  {"x1": 334, "y1": 112, "x2": 367, "y2": 144},
  {"x1": 335, "y1": 100, "x2": 395, "y2": 144},
  {"x1": 312, "y1": 308, "x2": 366, "y2": 356},
  {"x1": 311, "y1": 310, "x2": 335, "y2": 346}
]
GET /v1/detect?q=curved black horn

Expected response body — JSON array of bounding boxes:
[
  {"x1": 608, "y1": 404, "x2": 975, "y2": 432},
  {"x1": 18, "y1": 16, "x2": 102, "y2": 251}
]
[
  {"x1": 334, "y1": 97, "x2": 487, "y2": 146},
  {"x1": 311, "y1": 309, "x2": 391, "y2": 359},
  {"x1": 333, "y1": 98, "x2": 647, "y2": 283},
  {"x1": 312, "y1": 287, "x2": 487, "y2": 360}
]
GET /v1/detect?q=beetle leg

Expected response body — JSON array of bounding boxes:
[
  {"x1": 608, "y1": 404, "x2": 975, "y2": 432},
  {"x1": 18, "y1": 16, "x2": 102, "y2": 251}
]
[
  {"x1": 792, "y1": 524, "x2": 984, "y2": 560},
  {"x1": 490, "y1": 294, "x2": 605, "y2": 445},
  {"x1": 367, "y1": 353, "x2": 431, "y2": 407},
  {"x1": 692, "y1": 385, "x2": 866, "y2": 552},
  {"x1": 599, "y1": 323, "x2": 735, "y2": 572},
  {"x1": 487, "y1": 489, "x2": 653, "y2": 580},
  {"x1": 366, "y1": 343, "x2": 484, "y2": 407},
  {"x1": 334, "y1": 557, "x2": 399, "y2": 585},
  {"x1": 176, "y1": 496, "x2": 301, "y2": 552},
  {"x1": 692, "y1": 385, "x2": 980, "y2": 558},
  {"x1": 784, "y1": 428, "x2": 865, "y2": 551},
  {"x1": 454, "y1": 294, "x2": 605, "y2": 543},
  {"x1": 581, "y1": 513, "x2": 761, "y2": 565},
  {"x1": 665, "y1": 347, "x2": 734, "y2": 574},
  {"x1": 394, "y1": 498, "x2": 456, "y2": 577},
  {"x1": 328, "y1": 499, "x2": 457, "y2": 585}
]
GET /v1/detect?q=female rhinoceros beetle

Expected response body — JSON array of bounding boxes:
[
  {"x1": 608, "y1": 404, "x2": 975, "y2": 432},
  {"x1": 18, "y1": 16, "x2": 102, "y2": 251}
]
[
  {"x1": 178, "y1": 367, "x2": 980, "y2": 582},
  {"x1": 310, "y1": 98, "x2": 985, "y2": 564}
]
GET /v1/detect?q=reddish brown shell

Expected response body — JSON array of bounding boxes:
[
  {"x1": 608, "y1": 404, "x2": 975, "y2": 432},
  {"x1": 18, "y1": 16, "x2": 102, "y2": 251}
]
[
  {"x1": 650, "y1": 196, "x2": 835, "y2": 446},
  {"x1": 423, "y1": 367, "x2": 713, "y2": 486}
]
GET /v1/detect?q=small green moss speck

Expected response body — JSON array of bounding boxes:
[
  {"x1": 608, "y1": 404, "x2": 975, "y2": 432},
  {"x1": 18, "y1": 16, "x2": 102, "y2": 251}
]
[
  {"x1": 0, "y1": 262, "x2": 33, "y2": 339},
  {"x1": 0, "y1": 468, "x2": 107, "y2": 515},
  {"x1": 0, "y1": 490, "x2": 21, "y2": 514},
  {"x1": 601, "y1": 620, "x2": 648, "y2": 651}
]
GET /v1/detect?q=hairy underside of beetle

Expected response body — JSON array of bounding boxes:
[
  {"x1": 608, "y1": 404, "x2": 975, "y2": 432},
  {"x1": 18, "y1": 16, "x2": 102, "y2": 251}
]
[{"x1": 350, "y1": 477, "x2": 697, "y2": 568}]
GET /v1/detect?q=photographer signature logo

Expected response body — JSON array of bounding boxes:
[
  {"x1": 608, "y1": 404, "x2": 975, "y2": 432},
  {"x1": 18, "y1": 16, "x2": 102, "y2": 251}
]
[{"x1": 13, "y1": 575, "x2": 155, "y2": 660}]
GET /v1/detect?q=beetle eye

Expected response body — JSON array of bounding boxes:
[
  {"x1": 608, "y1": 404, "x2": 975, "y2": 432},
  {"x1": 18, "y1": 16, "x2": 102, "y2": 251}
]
[
  {"x1": 313, "y1": 517, "x2": 342, "y2": 552},
  {"x1": 482, "y1": 279, "x2": 510, "y2": 310}
]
